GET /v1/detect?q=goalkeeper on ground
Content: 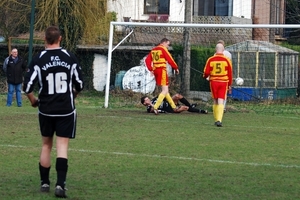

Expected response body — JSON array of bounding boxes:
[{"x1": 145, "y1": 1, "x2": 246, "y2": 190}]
[{"x1": 141, "y1": 94, "x2": 208, "y2": 114}]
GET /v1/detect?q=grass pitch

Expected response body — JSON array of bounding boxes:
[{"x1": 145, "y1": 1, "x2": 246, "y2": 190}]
[{"x1": 0, "y1": 93, "x2": 300, "y2": 200}]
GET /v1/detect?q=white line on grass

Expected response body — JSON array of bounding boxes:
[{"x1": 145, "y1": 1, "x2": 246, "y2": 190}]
[{"x1": 1, "y1": 144, "x2": 300, "y2": 169}]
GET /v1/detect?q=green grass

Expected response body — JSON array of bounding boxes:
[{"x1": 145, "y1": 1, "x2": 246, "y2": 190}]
[{"x1": 0, "y1": 93, "x2": 300, "y2": 200}]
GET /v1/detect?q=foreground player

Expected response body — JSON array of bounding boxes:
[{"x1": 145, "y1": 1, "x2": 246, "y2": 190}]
[
  {"x1": 203, "y1": 43, "x2": 232, "y2": 127},
  {"x1": 141, "y1": 94, "x2": 208, "y2": 114},
  {"x1": 144, "y1": 38, "x2": 179, "y2": 115},
  {"x1": 23, "y1": 26, "x2": 84, "y2": 198}
]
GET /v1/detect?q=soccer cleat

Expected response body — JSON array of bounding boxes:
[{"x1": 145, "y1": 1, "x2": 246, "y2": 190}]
[
  {"x1": 191, "y1": 103, "x2": 197, "y2": 108},
  {"x1": 216, "y1": 121, "x2": 223, "y2": 127},
  {"x1": 200, "y1": 110, "x2": 208, "y2": 114},
  {"x1": 153, "y1": 109, "x2": 159, "y2": 115},
  {"x1": 55, "y1": 185, "x2": 67, "y2": 198},
  {"x1": 40, "y1": 183, "x2": 50, "y2": 193}
]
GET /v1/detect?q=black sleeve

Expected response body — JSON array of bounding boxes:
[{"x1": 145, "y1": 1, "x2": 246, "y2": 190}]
[
  {"x1": 146, "y1": 105, "x2": 151, "y2": 113},
  {"x1": 23, "y1": 56, "x2": 39, "y2": 94},
  {"x1": 70, "y1": 53, "x2": 84, "y2": 92}
]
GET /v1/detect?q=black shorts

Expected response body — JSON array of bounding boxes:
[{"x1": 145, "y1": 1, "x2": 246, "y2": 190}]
[
  {"x1": 39, "y1": 111, "x2": 77, "y2": 139},
  {"x1": 164, "y1": 106, "x2": 174, "y2": 113}
]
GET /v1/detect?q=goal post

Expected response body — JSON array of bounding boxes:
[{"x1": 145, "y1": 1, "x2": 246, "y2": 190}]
[{"x1": 104, "y1": 22, "x2": 300, "y2": 108}]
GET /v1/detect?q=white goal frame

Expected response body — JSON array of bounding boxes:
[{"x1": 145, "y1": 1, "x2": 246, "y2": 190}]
[{"x1": 105, "y1": 22, "x2": 300, "y2": 108}]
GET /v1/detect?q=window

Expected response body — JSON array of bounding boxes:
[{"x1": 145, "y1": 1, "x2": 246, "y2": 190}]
[
  {"x1": 193, "y1": 0, "x2": 233, "y2": 16},
  {"x1": 144, "y1": 0, "x2": 170, "y2": 14}
]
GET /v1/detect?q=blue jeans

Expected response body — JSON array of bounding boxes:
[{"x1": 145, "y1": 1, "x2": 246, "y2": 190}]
[{"x1": 7, "y1": 83, "x2": 22, "y2": 107}]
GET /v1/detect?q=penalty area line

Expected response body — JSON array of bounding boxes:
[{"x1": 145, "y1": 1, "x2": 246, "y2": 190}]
[
  {"x1": 1, "y1": 144, "x2": 299, "y2": 169},
  {"x1": 71, "y1": 148, "x2": 300, "y2": 169}
]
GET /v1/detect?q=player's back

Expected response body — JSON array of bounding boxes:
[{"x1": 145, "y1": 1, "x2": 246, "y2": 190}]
[
  {"x1": 24, "y1": 48, "x2": 84, "y2": 116},
  {"x1": 204, "y1": 54, "x2": 232, "y2": 82}
]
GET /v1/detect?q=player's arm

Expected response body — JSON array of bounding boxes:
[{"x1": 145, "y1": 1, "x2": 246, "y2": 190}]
[
  {"x1": 23, "y1": 61, "x2": 39, "y2": 108},
  {"x1": 147, "y1": 105, "x2": 166, "y2": 113},
  {"x1": 147, "y1": 106, "x2": 153, "y2": 113},
  {"x1": 3, "y1": 57, "x2": 8, "y2": 73},
  {"x1": 144, "y1": 53, "x2": 153, "y2": 72},
  {"x1": 161, "y1": 48, "x2": 179, "y2": 73},
  {"x1": 174, "y1": 106, "x2": 187, "y2": 113},
  {"x1": 23, "y1": 58, "x2": 38, "y2": 95},
  {"x1": 203, "y1": 58, "x2": 211, "y2": 79},
  {"x1": 27, "y1": 92, "x2": 38, "y2": 107},
  {"x1": 72, "y1": 56, "x2": 84, "y2": 93},
  {"x1": 226, "y1": 58, "x2": 233, "y2": 86}
]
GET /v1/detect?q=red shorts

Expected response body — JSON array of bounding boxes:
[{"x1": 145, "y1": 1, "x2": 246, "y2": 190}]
[
  {"x1": 210, "y1": 81, "x2": 228, "y2": 100},
  {"x1": 153, "y1": 68, "x2": 168, "y2": 86}
]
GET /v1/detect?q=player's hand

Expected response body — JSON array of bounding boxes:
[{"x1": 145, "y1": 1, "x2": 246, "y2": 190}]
[
  {"x1": 27, "y1": 92, "x2": 38, "y2": 108},
  {"x1": 175, "y1": 69, "x2": 179, "y2": 75},
  {"x1": 228, "y1": 86, "x2": 232, "y2": 94},
  {"x1": 31, "y1": 98, "x2": 39, "y2": 108},
  {"x1": 73, "y1": 89, "x2": 79, "y2": 98}
]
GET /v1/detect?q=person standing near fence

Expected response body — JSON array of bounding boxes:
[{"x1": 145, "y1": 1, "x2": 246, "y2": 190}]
[
  {"x1": 203, "y1": 43, "x2": 232, "y2": 127},
  {"x1": 144, "y1": 38, "x2": 179, "y2": 115},
  {"x1": 23, "y1": 26, "x2": 84, "y2": 198},
  {"x1": 3, "y1": 48, "x2": 26, "y2": 107}
]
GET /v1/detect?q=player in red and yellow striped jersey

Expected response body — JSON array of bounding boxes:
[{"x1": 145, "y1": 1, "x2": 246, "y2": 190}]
[
  {"x1": 144, "y1": 38, "x2": 179, "y2": 115},
  {"x1": 203, "y1": 43, "x2": 233, "y2": 127}
]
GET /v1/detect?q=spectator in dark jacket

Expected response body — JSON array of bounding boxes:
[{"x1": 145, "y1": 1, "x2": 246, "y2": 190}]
[{"x1": 3, "y1": 48, "x2": 26, "y2": 107}]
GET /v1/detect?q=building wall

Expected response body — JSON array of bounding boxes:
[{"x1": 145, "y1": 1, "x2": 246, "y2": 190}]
[
  {"x1": 107, "y1": 0, "x2": 185, "y2": 22},
  {"x1": 253, "y1": 0, "x2": 271, "y2": 24},
  {"x1": 252, "y1": 0, "x2": 285, "y2": 41},
  {"x1": 107, "y1": 0, "x2": 253, "y2": 22},
  {"x1": 253, "y1": 0, "x2": 285, "y2": 24},
  {"x1": 107, "y1": 0, "x2": 285, "y2": 43},
  {"x1": 93, "y1": 54, "x2": 108, "y2": 92},
  {"x1": 233, "y1": 0, "x2": 252, "y2": 19}
]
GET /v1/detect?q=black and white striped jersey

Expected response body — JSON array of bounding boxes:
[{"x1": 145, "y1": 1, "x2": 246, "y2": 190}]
[
  {"x1": 146, "y1": 97, "x2": 173, "y2": 113},
  {"x1": 23, "y1": 48, "x2": 84, "y2": 116}
]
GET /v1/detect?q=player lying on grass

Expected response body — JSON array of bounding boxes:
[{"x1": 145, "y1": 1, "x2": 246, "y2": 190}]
[{"x1": 141, "y1": 93, "x2": 208, "y2": 114}]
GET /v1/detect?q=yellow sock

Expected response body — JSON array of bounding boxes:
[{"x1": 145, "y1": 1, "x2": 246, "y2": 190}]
[
  {"x1": 165, "y1": 93, "x2": 176, "y2": 109},
  {"x1": 213, "y1": 104, "x2": 217, "y2": 122},
  {"x1": 153, "y1": 94, "x2": 165, "y2": 109},
  {"x1": 216, "y1": 104, "x2": 224, "y2": 122}
]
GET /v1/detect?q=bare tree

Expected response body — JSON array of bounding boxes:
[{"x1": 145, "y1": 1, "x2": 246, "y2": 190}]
[
  {"x1": 285, "y1": 0, "x2": 300, "y2": 44},
  {"x1": 0, "y1": 0, "x2": 31, "y2": 41},
  {"x1": 35, "y1": 0, "x2": 114, "y2": 50},
  {"x1": 0, "y1": 0, "x2": 115, "y2": 51}
]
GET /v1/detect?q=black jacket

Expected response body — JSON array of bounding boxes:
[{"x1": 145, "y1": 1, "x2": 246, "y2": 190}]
[{"x1": 3, "y1": 56, "x2": 26, "y2": 84}]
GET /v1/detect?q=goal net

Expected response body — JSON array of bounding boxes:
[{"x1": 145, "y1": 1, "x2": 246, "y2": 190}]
[{"x1": 104, "y1": 21, "x2": 300, "y2": 114}]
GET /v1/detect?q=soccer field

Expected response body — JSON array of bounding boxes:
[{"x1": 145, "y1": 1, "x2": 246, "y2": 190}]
[{"x1": 0, "y1": 94, "x2": 300, "y2": 200}]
